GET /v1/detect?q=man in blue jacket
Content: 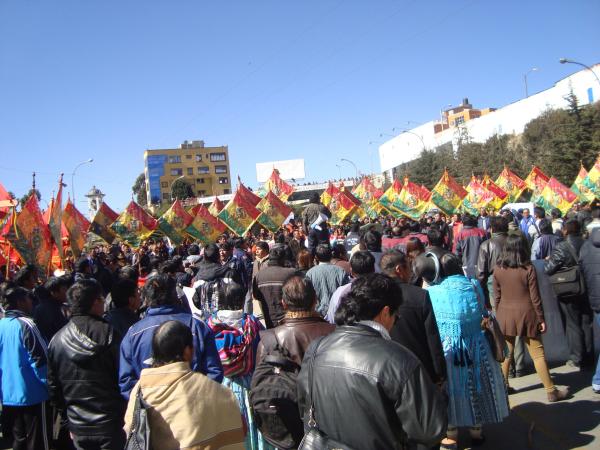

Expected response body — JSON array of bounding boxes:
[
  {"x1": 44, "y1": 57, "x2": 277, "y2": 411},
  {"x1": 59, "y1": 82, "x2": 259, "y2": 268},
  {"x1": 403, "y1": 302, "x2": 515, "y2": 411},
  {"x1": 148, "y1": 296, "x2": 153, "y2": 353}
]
[
  {"x1": 119, "y1": 274, "x2": 223, "y2": 399},
  {"x1": 0, "y1": 285, "x2": 50, "y2": 449}
]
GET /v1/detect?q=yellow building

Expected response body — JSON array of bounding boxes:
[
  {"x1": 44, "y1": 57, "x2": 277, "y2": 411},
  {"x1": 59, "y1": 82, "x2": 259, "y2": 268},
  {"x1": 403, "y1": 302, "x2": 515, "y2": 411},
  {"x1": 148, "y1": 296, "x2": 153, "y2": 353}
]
[
  {"x1": 434, "y1": 98, "x2": 496, "y2": 133},
  {"x1": 144, "y1": 140, "x2": 232, "y2": 205}
]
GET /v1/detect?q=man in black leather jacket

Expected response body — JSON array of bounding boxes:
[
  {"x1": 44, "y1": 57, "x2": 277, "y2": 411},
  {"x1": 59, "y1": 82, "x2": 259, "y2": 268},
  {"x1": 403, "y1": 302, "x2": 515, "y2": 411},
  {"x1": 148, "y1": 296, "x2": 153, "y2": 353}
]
[
  {"x1": 297, "y1": 273, "x2": 447, "y2": 450},
  {"x1": 48, "y1": 279, "x2": 126, "y2": 449},
  {"x1": 476, "y1": 216, "x2": 509, "y2": 309},
  {"x1": 545, "y1": 219, "x2": 594, "y2": 369}
]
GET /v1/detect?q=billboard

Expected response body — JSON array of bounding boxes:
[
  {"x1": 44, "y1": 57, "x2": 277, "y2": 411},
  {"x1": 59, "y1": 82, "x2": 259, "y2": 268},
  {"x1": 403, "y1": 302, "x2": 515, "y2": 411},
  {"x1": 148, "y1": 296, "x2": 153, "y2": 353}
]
[{"x1": 256, "y1": 159, "x2": 305, "y2": 183}]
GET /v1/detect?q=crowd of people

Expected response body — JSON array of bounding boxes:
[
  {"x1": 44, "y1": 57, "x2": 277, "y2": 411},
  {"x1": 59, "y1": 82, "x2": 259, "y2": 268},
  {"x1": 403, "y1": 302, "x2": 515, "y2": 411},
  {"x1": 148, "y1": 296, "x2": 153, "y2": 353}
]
[{"x1": 0, "y1": 192, "x2": 599, "y2": 450}]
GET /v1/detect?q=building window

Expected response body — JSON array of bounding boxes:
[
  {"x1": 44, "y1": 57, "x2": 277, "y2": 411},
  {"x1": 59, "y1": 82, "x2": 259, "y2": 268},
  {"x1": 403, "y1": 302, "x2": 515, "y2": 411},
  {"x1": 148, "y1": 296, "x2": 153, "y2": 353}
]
[
  {"x1": 453, "y1": 116, "x2": 465, "y2": 126},
  {"x1": 186, "y1": 154, "x2": 192, "y2": 159},
  {"x1": 187, "y1": 167, "x2": 193, "y2": 175},
  {"x1": 170, "y1": 168, "x2": 183, "y2": 176},
  {"x1": 215, "y1": 165, "x2": 227, "y2": 174},
  {"x1": 197, "y1": 166, "x2": 210, "y2": 174},
  {"x1": 161, "y1": 182, "x2": 168, "y2": 188},
  {"x1": 195, "y1": 154, "x2": 202, "y2": 162},
  {"x1": 162, "y1": 193, "x2": 170, "y2": 200},
  {"x1": 218, "y1": 177, "x2": 229, "y2": 184},
  {"x1": 168, "y1": 155, "x2": 181, "y2": 163},
  {"x1": 223, "y1": 189, "x2": 231, "y2": 195},
  {"x1": 196, "y1": 178, "x2": 205, "y2": 184},
  {"x1": 198, "y1": 190, "x2": 206, "y2": 196},
  {"x1": 210, "y1": 153, "x2": 226, "y2": 162}
]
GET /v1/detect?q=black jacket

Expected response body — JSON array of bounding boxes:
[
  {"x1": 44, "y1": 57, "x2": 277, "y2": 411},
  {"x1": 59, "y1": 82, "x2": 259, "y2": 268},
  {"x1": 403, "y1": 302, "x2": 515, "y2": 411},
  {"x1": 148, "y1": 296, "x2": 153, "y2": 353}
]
[
  {"x1": 104, "y1": 307, "x2": 139, "y2": 340},
  {"x1": 544, "y1": 235, "x2": 585, "y2": 276},
  {"x1": 476, "y1": 232, "x2": 508, "y2": 303},
  {"x1": 252, "y1": 264, "x2": 299, "y2": 328},
  {"x1": 33, "y1": 297, "x2": 68, "y2": 343},
  {"x1": 580, "y1": 229, "x2": 600, "y2": 312},
  {"x1": 390, "y1": 281, "x2": 446, "y2": 385},
  {"x1": 297, "y1": 325, "x2": 447, "y2": 450},
  {"x1": 47, "y1": 315, "x2": 125, "y2": 435}
]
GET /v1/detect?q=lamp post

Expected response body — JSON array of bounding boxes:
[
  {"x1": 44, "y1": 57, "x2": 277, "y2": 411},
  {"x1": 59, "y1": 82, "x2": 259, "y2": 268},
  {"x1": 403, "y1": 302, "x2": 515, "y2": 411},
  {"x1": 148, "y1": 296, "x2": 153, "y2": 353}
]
[
  {"x1": 71, "y1": 158, "x2": 93, "y2": 203},
  {"x1": 559, "y1": 58, "x2": 600, "y2": 88},
  {"x1": 340, "y1": 158, "x2": 359, "y2": 179},
  {"x1": 335, "y1": 164, "x2": 342, "y2": 179},
  {"x1": 391, "y1": 129, "x2": 426, "y2": 150},
  {"x1": 523, "y1": 67, "x2": 539, "y2": 98}
]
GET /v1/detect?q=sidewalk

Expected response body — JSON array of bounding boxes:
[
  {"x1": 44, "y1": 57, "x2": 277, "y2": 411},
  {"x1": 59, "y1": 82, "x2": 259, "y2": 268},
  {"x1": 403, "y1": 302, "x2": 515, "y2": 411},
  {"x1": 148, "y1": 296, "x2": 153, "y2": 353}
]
[{"x1": 470, "y1": 364, "x2": 599, "y2": 450}]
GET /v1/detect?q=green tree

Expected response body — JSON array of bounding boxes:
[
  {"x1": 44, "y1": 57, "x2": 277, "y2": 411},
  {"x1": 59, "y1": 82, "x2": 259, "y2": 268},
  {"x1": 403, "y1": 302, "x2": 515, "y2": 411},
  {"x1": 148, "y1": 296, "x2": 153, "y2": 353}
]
[
  {"x1": 20, "y1": 189, "x2": 41, "y2": 208},
  {"x1": 171, "y1": 179, "x2": 194, "y2": 201},
  {"x1": 132, "y1": 173, "x2": 148, "y2": 207}
]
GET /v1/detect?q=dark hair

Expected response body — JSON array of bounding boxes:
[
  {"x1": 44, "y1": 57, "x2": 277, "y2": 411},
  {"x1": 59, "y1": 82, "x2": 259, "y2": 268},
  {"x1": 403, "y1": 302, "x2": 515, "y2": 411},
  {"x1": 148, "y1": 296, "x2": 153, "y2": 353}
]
[
  {"x1": 204, "y1": 244, "x2": 220, "y2": 263},
  {"x1": 44, "y1": 275, "x2": 72, "y2": 295},
  {"x1": 111, "y1": 278, "x2": 138, "y2": 309},
  {"x1": 75, "y1": 258, "x2": 91, "y2": 274},
  {"x1": 282, "y1": 275, "x2": 316, "y2": 311},
  {"x1": 551, "y1": 208, "x2": 562, "y2": 219},
  {"x1": 533, "y1": 206, "x2": 545, "y2": 219},
  {"x1": 14, "y1": 264, "x2": 37, "y2": 287},
  {"x1": 379, "y1": 250, "x2": 407, "y2": 276},
  {"x1": 233, "y1": 237, "x2": 245, "y2": 249},
  {"x1": 256, "y1": 241, "x2": 269, "y2": 253},
  {"x1": 220, "y1": 281, "x2": 246, "y2": 310},
  {"x1": 297, "y1": 249, "x2": 313, "y2": 270},
  {"x1": 462, "y1": 214, "x2": 478, "y2": 227},
  {"x1": 538, "y1": 218, "x2": 553, "y2": 235},
  {"x1": 350, "y1": 221, "x2": 361, "y2": 233},
  {"x1": 334, "y1": 274, "x2": 401, "y2": 325},
  {"x1": 118, "y1": 266, "x2": 139, "y2": 282},
  {"x1": 142, "y1": 274, "x2": 178, "y2": 308},
  {"x1": 268, "y1": 246, "x2": 287, "y2": 266},
  {"x1": 188, "y1": 244, "x2": 200, "y2": 255},
  {"x1": 427, "y1": 228, "x2": 444, "y2": 247},
  {"x1": 315, "y1": 244, "x2": 332, "y2": 262},
  {"x1": 151, "y1": 321, "x2": 193, "y2": 367},
  {"x1": 406, "y1": 237, "x2": 425, "y2": 255},
  {"x1": 67, "y1": 279, "x2": 103, "y2": 315},
  {"x1": 490, "y1": 216, "x2": 508, "y2": 233},
  {"x1": 363, "y1": 230, "x2": 382, "y2": 252},
  {"x1": 309, "y1": 193, "x2": 320, "y2": 204},
  {"x1": 408, "y1": 221, "x2": 422, "y2": 233},
  {"x1": 332, "y1": 243, "x2": 347, "y2": 260},
  {"x1": 0, "y1": 283, "x2": 33, "y2": 310},
  {"x1": 499, "y1": 234, "x2": 531, "y2": 268},
  {"x1": 592, "y1": 207, "x2": 600, "y2": 220},
  {"x1": 564, "y1": 219, "x2": 581, "y2": 235},
  {"x1": 439, "y1": 253, "x2": 463, "y2": 277},
  {"x1": 349, "y1": 251, "x2": 375, "y2": 276}
]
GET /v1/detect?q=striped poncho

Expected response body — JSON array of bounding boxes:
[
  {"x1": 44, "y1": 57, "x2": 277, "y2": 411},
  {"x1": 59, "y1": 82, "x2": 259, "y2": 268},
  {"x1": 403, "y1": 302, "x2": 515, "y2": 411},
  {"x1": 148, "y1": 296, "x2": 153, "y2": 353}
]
[{"x1": 207, "y1": 310, "x2": 262, "y2": 378}]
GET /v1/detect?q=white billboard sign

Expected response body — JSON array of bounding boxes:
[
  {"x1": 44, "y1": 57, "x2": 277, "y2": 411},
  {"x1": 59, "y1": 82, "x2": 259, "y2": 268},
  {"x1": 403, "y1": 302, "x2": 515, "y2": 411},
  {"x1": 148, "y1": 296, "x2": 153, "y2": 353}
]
[{"x1": 256, "y1": 159, "x2": 305, "y2": 183}]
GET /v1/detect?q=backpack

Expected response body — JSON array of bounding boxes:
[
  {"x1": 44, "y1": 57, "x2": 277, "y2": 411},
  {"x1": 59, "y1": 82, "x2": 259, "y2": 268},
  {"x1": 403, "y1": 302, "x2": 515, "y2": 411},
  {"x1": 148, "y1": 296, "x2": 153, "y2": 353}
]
[
  {"x1": 192, "y1": 277, "x2": 229, "y2": 318},
  {"x1": 249, "y1": 330, "x2": 303, "y2": 450}
]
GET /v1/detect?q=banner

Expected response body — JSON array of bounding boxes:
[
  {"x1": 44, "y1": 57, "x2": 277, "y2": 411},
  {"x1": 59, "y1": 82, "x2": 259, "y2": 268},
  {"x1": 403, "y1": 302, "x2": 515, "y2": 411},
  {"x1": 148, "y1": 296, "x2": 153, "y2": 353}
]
[
  {"x1": 110, "y1": 201, "x2": 158, "y2": 248},
  {"x1": 90, "y1": 202, "x2": 119, "y2": 244},
  {"x1": 256, "y1": 191, "x2": 293, "y2": 232},
  {"x1": 495, "y1": 167, "x2": 526, "y2": 202},
  {"x1": 186, "y1": 205, "x2": 227, "y2": 245},
  {"x1": 63, "y1": 200, "x2": 91, "y2": 258},
  {"x1": 535, "y1": 177, "x2": 577, "y2": 215},
  {"x1": 218, "y1": 189, "x2": 261, "y2": 236},
  {"x1": 259, "y1": 169, "x2": 294, "y2": 201},
  {"x1": 157, "y1": 200, "x2": 193, "y2": 245},
  {"x1": 571, "y1": 165, "x2": 595, "y2": 203},
  {"x1": 430, "y1": 170, "x2": 467, "y2": 215}
]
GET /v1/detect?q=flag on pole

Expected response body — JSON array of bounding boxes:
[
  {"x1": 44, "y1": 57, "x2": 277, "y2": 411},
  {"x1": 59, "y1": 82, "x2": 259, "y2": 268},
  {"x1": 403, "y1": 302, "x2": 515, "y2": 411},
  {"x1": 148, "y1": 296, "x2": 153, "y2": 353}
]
[
  {"x1": 524, "y1": 166, "x2": 550, "y2": 197},
  {"x1": 260, "y1": 169, "x2": 294, "y2": 201},
  {"x1": 218, "y1": 189, "x2": 261, "y2": 236},
  {"x1": 48, "y1": 175, "x2": 65, "y2": 261},
  {"x1": 237, "y1": 178, "x2": 261, "y2": 207},
  {"x1": 257, "y1": 191, "x2": 293, "y2": 232},
  {"x1": 63, "y1": 200, "x2": 90, "y2": 258},
  {"x1": 378, "y1": 179, "x2": 403, "y2": 217},
  {"x1": 328, "y1": 190, "x2": 358, "y2": 225},
  {"x1": 394, "y1": 178, "x2": 429, "y2": 220},
  {"x1": 482, "y1": 175, "x2": 508, "y2": 211},
  {"x1": 7, "y1": 194, "x2": 53, "y2": 274},
  {"x1": 157, "y1": 200, "x2": 194, "y2": 245},
  {"x1": 110, "y1": 201, "x2": 158, "y2": 248},
  {"x1": 186, "y1": 205, "x2": 227, "y2": 245},
  {"x1": 461, "y1": 176, "x2": 496, "y2": 215},
  {"x1": 0, "y1": 182, "x2": 15, "y2": 222},
  {"x1": 430, "y1": 170, "x2": 467, "y2": 215},
  {"x1": 535, "y1": 177, "x2": 577, "y2": 215},
  {"x1": 320, "y1": 182, "x2": 340, "y2": 207},
  {"x1": 90, "y1": 202, "x2": 119, "y2": 244},
  {"x1": 495, "y1": 167, "x2": 526, "y2": 202},
  {"x1": 352, "y1": 177, "x2": 383, "y2": 205},
  {"x1": 208, "y1": 197, "x2": 225, "y2": 216},
  {"x1": 571, "y1": 164, "x2": 595, "y2": 203}
]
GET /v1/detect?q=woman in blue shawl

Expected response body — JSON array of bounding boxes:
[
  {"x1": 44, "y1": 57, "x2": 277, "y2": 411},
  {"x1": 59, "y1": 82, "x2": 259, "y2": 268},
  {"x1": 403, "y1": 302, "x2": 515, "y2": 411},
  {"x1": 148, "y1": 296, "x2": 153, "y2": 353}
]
[{"x1": 426, "y1": 252, "x2": 509, "y2": 449}]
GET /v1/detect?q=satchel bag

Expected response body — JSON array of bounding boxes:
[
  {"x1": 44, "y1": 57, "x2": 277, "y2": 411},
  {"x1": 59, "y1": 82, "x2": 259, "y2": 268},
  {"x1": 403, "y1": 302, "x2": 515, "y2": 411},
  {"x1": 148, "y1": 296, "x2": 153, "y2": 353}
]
[
  {"x1": 471, "y1": 280, "x2": 507, "y2": 363},
  {"x1": 297, "y1": 339, "x2": 357, "y2": 450},
  {"x1": 549, "y1": 243, "x2": 585, "y2": 299},
  {"x1": 125, "y1": 387, "x2": 151, "y2": 450}
]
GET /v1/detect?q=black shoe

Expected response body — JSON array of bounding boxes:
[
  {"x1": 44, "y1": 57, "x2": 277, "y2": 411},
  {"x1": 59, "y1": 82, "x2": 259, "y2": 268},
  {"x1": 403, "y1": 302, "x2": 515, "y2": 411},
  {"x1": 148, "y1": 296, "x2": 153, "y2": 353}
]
[
  {"x1": 471, "y1": 436, "x2": 486, "y2": 447},
  {"x1": 593, "y1": 388, "x2": 600, "y2": 394},
  {"x1": 507, "y1": 386, "x2": 517, "y2": 395}
]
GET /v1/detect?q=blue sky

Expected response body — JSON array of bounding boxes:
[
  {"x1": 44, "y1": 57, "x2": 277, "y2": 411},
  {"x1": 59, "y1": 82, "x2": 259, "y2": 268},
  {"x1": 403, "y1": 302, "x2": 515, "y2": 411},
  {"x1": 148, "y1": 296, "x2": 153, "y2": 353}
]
[{"x1": 1, "y1": 0, "x2": 598, "y2": 211}]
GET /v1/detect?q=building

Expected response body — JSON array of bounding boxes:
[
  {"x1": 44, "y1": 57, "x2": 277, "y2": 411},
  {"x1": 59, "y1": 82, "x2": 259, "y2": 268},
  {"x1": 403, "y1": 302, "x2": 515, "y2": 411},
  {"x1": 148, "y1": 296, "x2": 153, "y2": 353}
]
[
  {"x1": 144, "y1": 140, "x2": 232, "y2": 205},
  {"x1": 379, "y1": 63, "x2": 600, "y2": 179}
]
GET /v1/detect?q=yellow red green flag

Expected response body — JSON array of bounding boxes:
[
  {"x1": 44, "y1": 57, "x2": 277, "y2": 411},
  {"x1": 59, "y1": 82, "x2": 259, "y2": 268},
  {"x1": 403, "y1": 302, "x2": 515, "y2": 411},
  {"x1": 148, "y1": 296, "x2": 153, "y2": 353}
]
[
  {"x1": 157, "y1": 200, "x2": 194, "y2": 245},
  {"x1": 186, "y1": 205, "x2": 227, "y2": 245},
  {"x1": 110, "y1": 201, "x2": 158, "y2": 248},
  {"x1": 218, "y1": 189, "x2": 261, "y2": 236},
  {"x1": 524, "y1": 166, "x2": 550, "y2": 198},
  {"x1": 63, "y1": 200, "x2": 90, "y2": 258},
  {"x1": 256, "y1": 191, "x2": 293, "y2": 232},
  {"x1": 535, "y1": 177, "x2": 577, "y2": 215},
  {"x1": 430, "y1": 170, "x2": 467, "y2": 215},
  {"x1": 495, "y1": 167, "x2": 526, "y2": 202}
]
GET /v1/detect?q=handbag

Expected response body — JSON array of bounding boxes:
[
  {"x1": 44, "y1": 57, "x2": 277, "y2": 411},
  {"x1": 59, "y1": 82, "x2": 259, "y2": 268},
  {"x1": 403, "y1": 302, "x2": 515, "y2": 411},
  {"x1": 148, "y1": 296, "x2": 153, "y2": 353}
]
[
  {"x1": 125, "y1": 387, "x2": 151, "y2": 450},
  {"x1": 471, "y1": 280, "x2": 506, "y2": 363},
  {"x1": 549, "y1": 243, "x2": 585, "y2": 298},
  {"x1": 298, "y1": 339, "x2": 356, "y2": 450}
]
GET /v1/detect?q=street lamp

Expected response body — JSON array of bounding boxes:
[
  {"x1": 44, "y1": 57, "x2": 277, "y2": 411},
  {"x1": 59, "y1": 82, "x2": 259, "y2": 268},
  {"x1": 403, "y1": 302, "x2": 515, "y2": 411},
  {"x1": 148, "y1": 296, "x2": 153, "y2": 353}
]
[
  {"x1": 340, "y1": 158, "x2": 359, "y2": 178},
  {"x1": 335, "y1": 164, "x2": 342, "y2": 179},
  {"x1": 559, "y1": 58, "x2": 600, "y2": 88},
  {"x1": 71, "y1": 158, "x2": 93, "y2": 203},
  {"x1": 392, "y1": 129, "x2": 426, "y2": 150},
  {"x1": 523, "y1": 67, "x2": 539, "y2": 98}
]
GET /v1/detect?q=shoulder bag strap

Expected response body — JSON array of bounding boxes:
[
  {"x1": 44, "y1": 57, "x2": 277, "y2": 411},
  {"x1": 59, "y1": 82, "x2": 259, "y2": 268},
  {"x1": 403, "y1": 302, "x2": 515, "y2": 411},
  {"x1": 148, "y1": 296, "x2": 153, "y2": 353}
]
[
  {"x1": 307, "y1": 337, "x2": 325, "y2": 428},
  {"x1": 564, "y1": 241, "x2": 580, "y2": 264}
]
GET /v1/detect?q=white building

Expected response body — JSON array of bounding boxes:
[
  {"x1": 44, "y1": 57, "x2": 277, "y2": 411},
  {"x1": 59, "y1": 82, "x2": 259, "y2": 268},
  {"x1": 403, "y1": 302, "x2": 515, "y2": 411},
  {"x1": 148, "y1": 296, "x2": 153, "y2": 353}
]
[{"x1": 379, "y1": 63, "x2": 600, "y2": 178}]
